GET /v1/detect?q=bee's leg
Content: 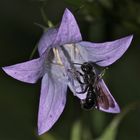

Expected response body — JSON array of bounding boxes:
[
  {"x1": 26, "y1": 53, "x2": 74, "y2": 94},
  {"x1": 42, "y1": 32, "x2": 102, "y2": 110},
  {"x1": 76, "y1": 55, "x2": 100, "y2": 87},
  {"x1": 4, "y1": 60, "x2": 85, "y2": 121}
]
[
  {"x1": 75, "y1": 75, "x2": 84, "y2": 84},
  {"x1": 76, "y1": 71, "x2": 84, "y2": 84},
  {"x1": 76, "y1": 70, "x2": 84, "y2": 76},
  {"x1": 67, "y1": 69, "x2": 84, "y2": 84},
  {"x1": 98, "y1": 67, "x2": 108, "y2": 79},
  {"x1": 74, "y1": 70, "x2": 85, "y2": 84},
  {"x1": 95, "y1": 92, "x2": 100, "y2": 110},
  {"x1": 96, "y1": 95, "x2": 100, "y2": 110},
  {"x1": 94, "y1": 67, "x2": 108, "y2": 88},
  {"x1": 76, "y1": 85, "x2": 88, "y2": 94}
]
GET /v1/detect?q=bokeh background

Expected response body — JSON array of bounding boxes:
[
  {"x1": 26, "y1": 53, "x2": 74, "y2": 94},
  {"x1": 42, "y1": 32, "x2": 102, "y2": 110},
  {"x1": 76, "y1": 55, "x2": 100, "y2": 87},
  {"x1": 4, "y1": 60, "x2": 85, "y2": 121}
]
[{"x1": 0, "y1": 0, "x2": 140, "y2": 140}]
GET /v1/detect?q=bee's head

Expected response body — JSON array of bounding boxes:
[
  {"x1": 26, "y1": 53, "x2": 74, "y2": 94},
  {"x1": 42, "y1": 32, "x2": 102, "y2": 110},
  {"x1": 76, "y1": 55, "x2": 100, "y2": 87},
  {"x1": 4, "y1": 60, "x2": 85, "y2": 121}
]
[{"x1": 81, "y1": 62, "x2": 94, "y2": 73}]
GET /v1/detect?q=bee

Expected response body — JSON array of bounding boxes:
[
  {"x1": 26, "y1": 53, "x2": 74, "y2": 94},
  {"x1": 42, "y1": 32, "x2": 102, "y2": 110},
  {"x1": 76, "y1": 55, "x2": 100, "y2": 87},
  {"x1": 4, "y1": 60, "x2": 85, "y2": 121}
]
[{"x1": 69, "y1": 62, "x2": 120, "y2": 113}]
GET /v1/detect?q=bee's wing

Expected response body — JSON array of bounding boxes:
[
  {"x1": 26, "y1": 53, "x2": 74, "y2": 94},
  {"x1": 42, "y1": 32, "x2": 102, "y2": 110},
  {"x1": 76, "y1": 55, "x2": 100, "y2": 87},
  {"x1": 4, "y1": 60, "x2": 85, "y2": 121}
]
[{"x1": 95, "y1": 79, "x2": 120, "y2": 113}]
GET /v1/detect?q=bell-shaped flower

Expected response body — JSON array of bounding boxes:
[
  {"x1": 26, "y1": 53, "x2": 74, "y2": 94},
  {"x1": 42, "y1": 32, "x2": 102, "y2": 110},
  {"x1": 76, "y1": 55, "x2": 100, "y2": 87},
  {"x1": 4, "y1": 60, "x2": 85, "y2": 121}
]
[{"x1": 2, "y1": 8, "x2": 133, "y2": 135}]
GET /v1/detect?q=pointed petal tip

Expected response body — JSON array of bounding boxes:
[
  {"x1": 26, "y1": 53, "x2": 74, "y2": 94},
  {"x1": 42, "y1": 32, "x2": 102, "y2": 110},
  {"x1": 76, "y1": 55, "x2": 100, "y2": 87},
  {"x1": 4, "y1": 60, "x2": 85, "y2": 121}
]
[
  {"x1": 62, "y1": 8, "x2": 73, "y2": 19},
  {"x1": 2, "y1": 66, "x2": 12, "y2": 73},
  {"x1": 2, "y1": 66, "x2": 36, "y2": 84},
  {"x1": 101, "y1": 105, "x2": 121, "y2": 114},
  {"x1": 53, "y1": 7, "x2": 82, "y2": 46},
  {"x1": 37, "y1": 74, "x2": 67, "y2": 136},
  {"x1": 64, "y1": 8, "x2": 72, "y2": 14},
  {"x1": 113, "y1": 106, "x2": 121, "y2": 114},
  {"x1": 37, "y1": 128, "x2": 48, "y2": 136},
  {"x1": 64, "y1": 8, "x2": 70, "y2": 11},
  {"x1": 123, "y1": 34, "x2": 133, "y2": 44},
  {"x1": 117, "y1": 109, "x2": 121, "y2": 113},
  {"x1": 37, "y1": 112, "x2": 53, "y2": 135},
  {"x1": 2, "y1": 66, "x2": 6, "y2": 72},
  {"x1": 38, "y1": 130, "x2": 43, "y2": 136},
  {"x1": 2, "y1": 66, "x2": 12, "y2": 77},
  {"x1": 2, "y1": 66, "x2": 10, "y2": 78},
  {"x1": 110, "y1": 102, "x2": 121, "y2": 114},
  {"x1": 128, "y1": 34, "x2": 133, "y2": 39},
  {"x1": 2, "y1": 63, "x2": 41, "y2": 84},
  {"x1": 130, "y1": 34, "x2": 133, "y2": 38},
  {"x1": 79, "y1": 34, "x2": 133, "y2": 67},
  {"x1": 2, "y1": 66, "x2": 12, "y2": 76}
]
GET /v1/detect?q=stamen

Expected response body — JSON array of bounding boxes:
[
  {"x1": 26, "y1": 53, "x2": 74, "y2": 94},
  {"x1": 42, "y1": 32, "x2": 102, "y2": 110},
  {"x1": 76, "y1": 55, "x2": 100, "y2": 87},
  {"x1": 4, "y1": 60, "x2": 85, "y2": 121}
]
[
  {"x1": 73, "y1": 44, "x2": 79, "y2": 58},
  {"x1": 75, "y1": 46, "x2": 80, "y2": 53},
  {"x1": 53, "y1": 48, "x2": 63, "y2": 66}
]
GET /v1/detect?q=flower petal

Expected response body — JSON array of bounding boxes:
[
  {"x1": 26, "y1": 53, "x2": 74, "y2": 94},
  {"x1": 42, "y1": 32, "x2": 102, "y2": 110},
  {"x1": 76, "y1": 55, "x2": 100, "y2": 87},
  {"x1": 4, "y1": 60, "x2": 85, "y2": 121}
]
[
  {"x1": 38, "y1": 9, "x2": 82, "y2": 56},
  {"x1": 53, "y1": 8, "x2": 82, "y2": 46},
  {"x1": 38, "y1": 28, "x2": 58, "y2": 56},
  {"x1": 57, "y1": 44, "x2": 86, "y2": 98},
  {"x1": 77, "y1": 35, "x2": 133, "y2": 66},
  {"x1": 96, "y1": 79, "x2": 120, "y2": 113},
  {"x1": 2, "y1": 55, "x2": 45, "y2": 83},
  {"x1": 38, "y1": 73, "x2": 67, "y2": 135}
]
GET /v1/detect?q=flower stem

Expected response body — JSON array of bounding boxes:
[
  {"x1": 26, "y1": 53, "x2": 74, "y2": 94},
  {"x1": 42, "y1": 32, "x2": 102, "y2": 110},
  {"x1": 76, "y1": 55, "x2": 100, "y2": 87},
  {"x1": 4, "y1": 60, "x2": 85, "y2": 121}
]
[
  {"x1": 29, "y1": 7, "x2": 53, "y2": 60},
  {"x1": 29, "y1": 44, "x2": 38, "y2": 60}
]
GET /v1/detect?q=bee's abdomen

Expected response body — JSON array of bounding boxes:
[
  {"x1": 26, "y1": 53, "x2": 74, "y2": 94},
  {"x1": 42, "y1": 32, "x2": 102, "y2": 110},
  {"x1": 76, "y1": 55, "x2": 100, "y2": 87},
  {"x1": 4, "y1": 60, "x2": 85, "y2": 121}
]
[{"x1": 81, "y1": 89, "x2": 96, "y2": 110}]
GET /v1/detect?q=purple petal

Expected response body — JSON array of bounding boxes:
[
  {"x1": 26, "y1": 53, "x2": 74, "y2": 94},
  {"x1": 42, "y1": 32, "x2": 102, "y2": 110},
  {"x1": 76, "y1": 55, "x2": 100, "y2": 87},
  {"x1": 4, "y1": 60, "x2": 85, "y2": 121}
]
[
  {"x1": 38, "y1": 73, "x2": 67, "y2": 135},
  {"x1": 53, "y1": 8, "x2": 82, "y2": 46},
  {"x1": 57, "y1": 45, "x2": 86, "y2": 98},
  {"x1": 77, "y1": 35, "x2": 133, "y2": 66},
  {"x1": 38, "y1": 28, "x2": 58, "y2": 56},
  {"x1": 97, "y1": 79, "x2": 120, "y2": 113},
  {"x1": 38, "y1": 9, "x2": 82, "y2": 56},
  {"x1": 2, "y1": 55, "x2": 45, "y2": 84}
]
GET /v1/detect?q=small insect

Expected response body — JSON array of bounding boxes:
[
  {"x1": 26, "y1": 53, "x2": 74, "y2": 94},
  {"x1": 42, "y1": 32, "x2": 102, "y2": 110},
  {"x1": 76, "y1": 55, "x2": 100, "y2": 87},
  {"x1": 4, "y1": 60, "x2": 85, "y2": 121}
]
[{"x1": 70, "y1": 62, "x2": 120, "y2": 113}]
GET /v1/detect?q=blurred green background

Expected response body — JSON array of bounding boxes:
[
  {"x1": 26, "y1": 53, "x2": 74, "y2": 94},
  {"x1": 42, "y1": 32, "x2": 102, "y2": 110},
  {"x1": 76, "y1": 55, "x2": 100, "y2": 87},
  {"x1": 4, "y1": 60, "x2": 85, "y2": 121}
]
[{"x1": 0, "y1": 0, "x2": 140, "y2": 140}]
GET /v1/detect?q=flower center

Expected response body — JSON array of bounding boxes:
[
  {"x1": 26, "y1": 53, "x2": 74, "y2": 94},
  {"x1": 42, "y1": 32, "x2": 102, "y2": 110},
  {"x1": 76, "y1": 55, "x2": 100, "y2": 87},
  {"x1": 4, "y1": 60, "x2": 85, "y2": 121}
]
[{"x1": 53, "y1": 48, "x2": 64, "y2": 66}]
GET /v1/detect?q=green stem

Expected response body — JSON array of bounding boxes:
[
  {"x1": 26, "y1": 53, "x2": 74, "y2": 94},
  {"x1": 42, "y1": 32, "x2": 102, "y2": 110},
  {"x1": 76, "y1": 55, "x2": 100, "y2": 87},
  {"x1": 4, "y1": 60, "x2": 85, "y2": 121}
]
[
  {"x1": 40, "y1": 7, "x2": 49, "y2": 26},
  {"x1": 29, "y1": 7, "x2": 53, "y2": 60},
  {"x1": 29, "y1": 44, "x2": 38, "y2": 60}
]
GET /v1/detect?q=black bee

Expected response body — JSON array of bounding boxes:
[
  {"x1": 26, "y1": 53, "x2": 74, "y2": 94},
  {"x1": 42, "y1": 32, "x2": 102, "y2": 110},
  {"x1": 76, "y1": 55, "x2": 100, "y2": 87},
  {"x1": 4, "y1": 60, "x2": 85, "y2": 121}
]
[
  {"x1": 72, "y1": 62, "x2": 119, "y2": 112},
  {"x1": 73, "y1": 62, "x2": 100, "y2": 110}
]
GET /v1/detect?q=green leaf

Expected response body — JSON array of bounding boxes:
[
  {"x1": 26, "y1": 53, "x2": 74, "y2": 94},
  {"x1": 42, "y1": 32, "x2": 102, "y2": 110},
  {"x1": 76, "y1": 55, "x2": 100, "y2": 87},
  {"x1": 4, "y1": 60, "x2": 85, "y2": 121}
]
[
  {"x1": 91, "y1": 110, "x2": 106, "y2": 136},
  {"x1": 39, "y1": 133, "x2": 56, "y2": 140},
  {"x1": 70, "y1": 119, "x2": 82, "y2": 140},
  {"x1": 96, "y1": 102, "x2": 140, "y2": 140}
]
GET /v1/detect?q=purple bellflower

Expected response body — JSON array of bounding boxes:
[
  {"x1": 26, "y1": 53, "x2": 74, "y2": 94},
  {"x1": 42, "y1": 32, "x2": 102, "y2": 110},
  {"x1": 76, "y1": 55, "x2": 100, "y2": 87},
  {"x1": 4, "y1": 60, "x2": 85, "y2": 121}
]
[{"x1": 2, "y1": 8, "x2": 133, "y2": 135}]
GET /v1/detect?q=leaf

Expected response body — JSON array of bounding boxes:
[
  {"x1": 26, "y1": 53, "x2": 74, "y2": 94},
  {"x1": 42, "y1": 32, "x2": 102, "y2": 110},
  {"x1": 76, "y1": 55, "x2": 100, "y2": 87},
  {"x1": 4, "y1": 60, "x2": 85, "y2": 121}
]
[
  {"x1": 39, "y1": 133, "x2": 55, "y2": 140},
  {"x1": 96, "y1": 102, "x2": 140, "y2": 140},
  {"x1": 70, "y1": 119, "x2": 82, "y2": 140}
]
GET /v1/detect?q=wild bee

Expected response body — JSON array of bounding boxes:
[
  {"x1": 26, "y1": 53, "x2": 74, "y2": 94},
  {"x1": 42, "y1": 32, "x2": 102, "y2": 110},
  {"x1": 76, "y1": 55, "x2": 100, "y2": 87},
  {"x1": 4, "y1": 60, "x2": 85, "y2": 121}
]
[{"x1": 69, "y1": 62, "x2": 119, "y2": 113}]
